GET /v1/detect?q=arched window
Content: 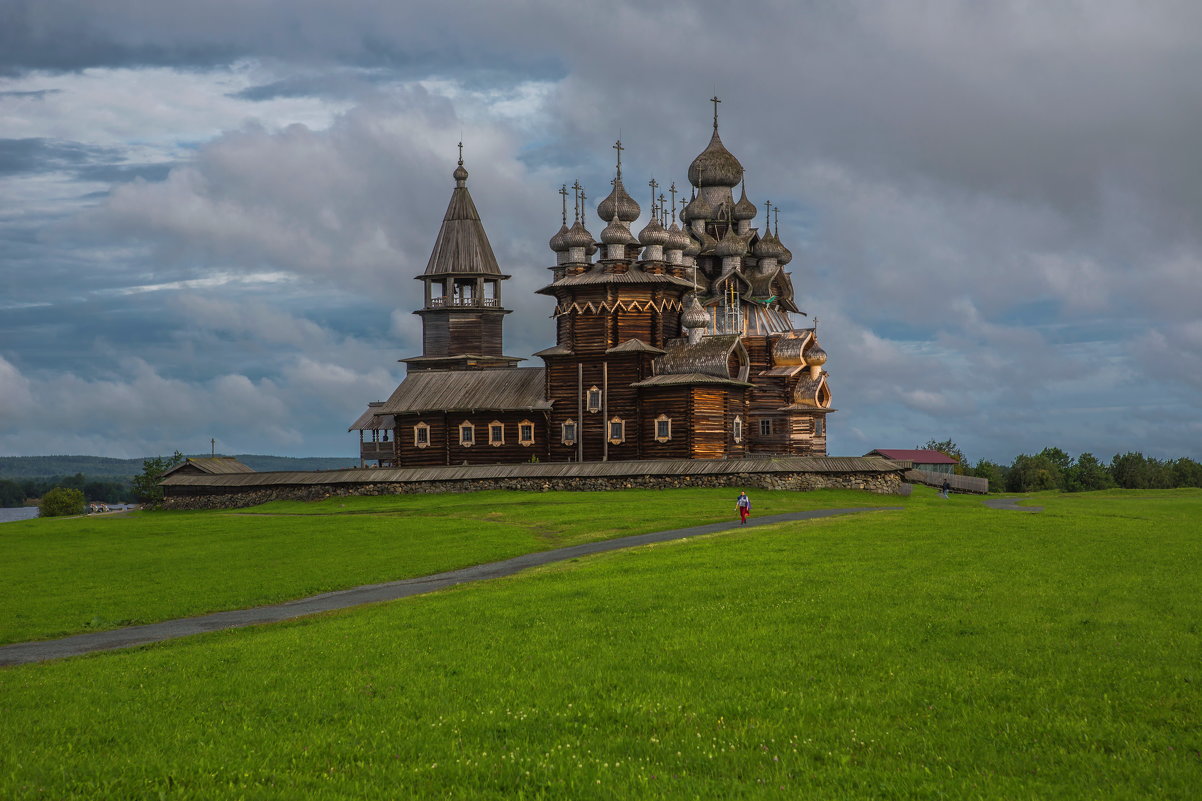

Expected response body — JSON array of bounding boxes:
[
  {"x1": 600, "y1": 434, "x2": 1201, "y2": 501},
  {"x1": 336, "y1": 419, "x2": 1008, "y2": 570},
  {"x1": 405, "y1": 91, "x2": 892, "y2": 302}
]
[
  {"x1": 413, "y1": 422, "x2": 430, "y2": 448},
  {"x1": 458, "y1": 421, "x2": 475, "y2": 447},
  {"x1": 586, "y1": 385, "x2": 602, "y2": 413},
  {"x1": 561, "y1": 419, "x2": 577, "y2": 446},
  {"x1": 608, "y1": 417, "x2": 625, "y2": 445},
  {"x1": 654, "y1": 414, "x2": 672, "y2": 443}
]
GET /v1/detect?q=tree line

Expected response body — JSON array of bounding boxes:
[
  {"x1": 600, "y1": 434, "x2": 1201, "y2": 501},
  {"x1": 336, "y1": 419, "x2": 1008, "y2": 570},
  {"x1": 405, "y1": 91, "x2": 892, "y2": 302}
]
[
  {"x1": 921, "y1": 440, "x2": 1202, "y2": 493},
  {"x1": 0, "y1": 474, "x2": 138, "y2": 508}
]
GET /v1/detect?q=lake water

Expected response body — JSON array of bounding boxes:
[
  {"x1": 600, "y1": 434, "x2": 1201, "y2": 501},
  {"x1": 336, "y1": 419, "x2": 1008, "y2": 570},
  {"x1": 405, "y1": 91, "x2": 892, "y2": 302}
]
[
  {"x1": 0, "y1": 507, "x2": 40, "y2": 523},
  {"x1": 0, "y1": 505, "x2": 136, "y2": 523}
]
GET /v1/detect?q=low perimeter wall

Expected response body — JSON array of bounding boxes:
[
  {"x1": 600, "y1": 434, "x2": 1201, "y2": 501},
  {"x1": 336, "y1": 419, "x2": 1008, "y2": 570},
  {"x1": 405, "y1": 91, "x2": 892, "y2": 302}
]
[
  {"x1": 161, "y1": 457, "x2": 908, "y2": 510},
  {"x1": 905, "y1": 468, "x2": 989, "y2": 494}
]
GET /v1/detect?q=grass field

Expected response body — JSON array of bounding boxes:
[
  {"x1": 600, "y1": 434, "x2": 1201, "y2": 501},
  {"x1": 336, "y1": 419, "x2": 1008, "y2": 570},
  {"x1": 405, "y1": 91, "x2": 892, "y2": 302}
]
[
  {"x1": 1, "y1": 487, "x2": 1199, "y2": 799},
  {"x1": 0, "y1": 488, "x2": 885, "y2": 644}
]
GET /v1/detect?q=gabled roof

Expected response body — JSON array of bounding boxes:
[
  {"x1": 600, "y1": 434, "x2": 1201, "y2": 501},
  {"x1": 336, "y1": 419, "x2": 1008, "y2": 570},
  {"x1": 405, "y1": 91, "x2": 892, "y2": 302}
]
[
  {"x1": 866, "y1": 449, "x2": 959, "y2": 464},
  {"x1": 537, "y1": 267, "x2": 694, "y2": 295},
  {"x1": 161, "y1": 457, "x2": 255, "y2": 477},
  {"x1": 379, "y1": 367, "x2": 551, "y2": 415},
  {"x1": 423, "y1": 179, "x2": 502, "y2": 276},
  {"x1": 607, "y1": 339, "x2": 666, "y2": 355},
  {"x1": 348, "y1": 402, "x2": 395, "y2": 432}
]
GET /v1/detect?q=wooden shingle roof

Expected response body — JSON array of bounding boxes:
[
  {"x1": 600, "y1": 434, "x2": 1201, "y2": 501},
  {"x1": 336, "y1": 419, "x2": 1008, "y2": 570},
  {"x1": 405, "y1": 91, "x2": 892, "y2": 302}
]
[
  {"x1": 161, "y1": 457, "x2": 255, "y2": 478},
  {"x1": 379, "y1": 367, "x2": 551, "y2": 415},
  {"x1": 422, "y1": 177, "x2": 503, "y2": 277}
]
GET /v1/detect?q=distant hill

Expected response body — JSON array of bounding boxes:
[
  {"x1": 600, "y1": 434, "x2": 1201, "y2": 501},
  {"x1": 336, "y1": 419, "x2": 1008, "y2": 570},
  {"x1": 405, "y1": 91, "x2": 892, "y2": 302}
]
[{"x1": 0, "y1": 454, "x2": 358, "y2": 480}]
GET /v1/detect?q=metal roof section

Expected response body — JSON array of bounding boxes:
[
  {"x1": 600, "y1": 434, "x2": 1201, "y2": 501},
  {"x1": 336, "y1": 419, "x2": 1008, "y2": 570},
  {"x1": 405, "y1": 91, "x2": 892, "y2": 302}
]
[{"x1": 379, "y1": 367, "x2": 550, "y2": 415}]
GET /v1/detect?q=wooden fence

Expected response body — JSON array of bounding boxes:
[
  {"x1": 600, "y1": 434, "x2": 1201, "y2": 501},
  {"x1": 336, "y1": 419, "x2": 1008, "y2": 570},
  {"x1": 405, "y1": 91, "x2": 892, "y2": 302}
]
[{"x1": 905, "y1": 468, "x2": 989, "y2": 494}]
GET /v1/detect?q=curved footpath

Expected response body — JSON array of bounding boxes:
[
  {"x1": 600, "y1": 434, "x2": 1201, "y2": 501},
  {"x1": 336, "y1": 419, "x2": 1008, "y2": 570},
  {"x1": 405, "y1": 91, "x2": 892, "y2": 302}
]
[
  {"x1": 1, "y1": 505, "x2": 901, "y2": 667},
  {"x1": 982, "y1": 497, "x2": 1043, "y2": 512}
]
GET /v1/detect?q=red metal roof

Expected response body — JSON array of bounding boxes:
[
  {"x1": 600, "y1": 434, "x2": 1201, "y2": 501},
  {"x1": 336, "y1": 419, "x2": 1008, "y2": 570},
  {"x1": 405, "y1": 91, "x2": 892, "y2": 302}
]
[{"x1": 866, "y1": 449, "x2": 959, "y2": 464}]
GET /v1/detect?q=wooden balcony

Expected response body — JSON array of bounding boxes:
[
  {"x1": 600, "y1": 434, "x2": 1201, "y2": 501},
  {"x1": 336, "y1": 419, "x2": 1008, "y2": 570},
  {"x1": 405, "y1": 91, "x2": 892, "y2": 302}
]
[
  {"x1": 428, "y1": 297, "x2": 502, "y2": 308},
  {"x1": 360, "y1": 441, "x2": 396, "y2": 462}
]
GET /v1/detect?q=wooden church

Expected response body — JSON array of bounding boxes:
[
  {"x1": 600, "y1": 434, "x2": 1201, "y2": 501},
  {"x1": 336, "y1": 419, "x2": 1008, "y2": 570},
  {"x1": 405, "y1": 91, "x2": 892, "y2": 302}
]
[{"x1": 351, "y1": 101, "x2": 834, "y2": 467}]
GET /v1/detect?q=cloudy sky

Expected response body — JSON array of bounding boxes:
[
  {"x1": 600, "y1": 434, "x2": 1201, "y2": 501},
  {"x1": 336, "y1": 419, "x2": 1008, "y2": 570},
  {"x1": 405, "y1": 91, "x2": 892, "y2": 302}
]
[{"x1": 2, "y1": 0, "x2": 1200, "y2": 463}]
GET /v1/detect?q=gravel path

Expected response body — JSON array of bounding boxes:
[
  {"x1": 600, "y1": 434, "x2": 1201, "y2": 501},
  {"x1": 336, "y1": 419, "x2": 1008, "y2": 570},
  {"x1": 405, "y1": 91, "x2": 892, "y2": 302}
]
[
  {"x1": 983, "y1": 497, "x2": 1043, "y2": 512},
  {"x1": 0, "y1": 505, "x2": 901, "y2": 667}
]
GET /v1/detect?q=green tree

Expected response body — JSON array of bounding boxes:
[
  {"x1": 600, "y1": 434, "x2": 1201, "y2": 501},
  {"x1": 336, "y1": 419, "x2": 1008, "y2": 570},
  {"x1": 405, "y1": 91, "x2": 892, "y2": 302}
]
[
  {"x1": 1065, "y1": 452, "x2": 1115, "y2": 492},
  {"x1": 1006, "y1": 454, "x2": 1063, "y2": 492},
  {"x1": 1169, "y1": 457, "x2": 1202, "y2": 488},
  {"x1": 1110, "y1": 452, "x2": 1171, "y2": 489},
  {"x1": 969, "y1": 459, "x2": 1007, "y2": 492},
  {"x1": 919, "y1": 439, "x2": 967, "y2": 474},
  {"x1": 39, "y1": 487, "x2": 86, "y2": 517},
  {"x1": 131, "y1": 451, "x2": 185, "y2": 504}
]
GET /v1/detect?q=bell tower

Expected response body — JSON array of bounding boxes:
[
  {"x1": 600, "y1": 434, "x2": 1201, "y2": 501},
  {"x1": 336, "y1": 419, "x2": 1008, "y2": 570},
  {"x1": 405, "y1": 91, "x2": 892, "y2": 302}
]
[{"x1": 403, "y1": 146, "x2": 521, "y2": 372}]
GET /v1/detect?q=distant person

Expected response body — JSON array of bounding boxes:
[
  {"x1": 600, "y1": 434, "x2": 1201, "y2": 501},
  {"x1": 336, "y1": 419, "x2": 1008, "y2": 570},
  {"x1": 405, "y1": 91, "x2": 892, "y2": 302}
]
[
  {"x1": 736, "y1": 491, "x2": 751, "y2": 525},
  {"x1": 940, "y1": 478, "x2": 951, "y2": 499}
]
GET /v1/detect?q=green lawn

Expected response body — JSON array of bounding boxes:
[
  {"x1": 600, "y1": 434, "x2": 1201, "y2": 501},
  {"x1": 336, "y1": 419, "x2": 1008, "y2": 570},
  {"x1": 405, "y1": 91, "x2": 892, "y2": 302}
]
[
  {"x1": 1, "y1": 488, "x2": 1198, "y2": 799},
  {"x1": 0, "y1": 488, "x2": 890, "y2": 644}
]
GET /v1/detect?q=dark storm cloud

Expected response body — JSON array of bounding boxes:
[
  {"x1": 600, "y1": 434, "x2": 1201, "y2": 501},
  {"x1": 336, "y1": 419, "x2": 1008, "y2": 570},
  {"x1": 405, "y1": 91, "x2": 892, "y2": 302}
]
[{"x1": 0, "y1": 138, "x2": 107, "y2": 175}]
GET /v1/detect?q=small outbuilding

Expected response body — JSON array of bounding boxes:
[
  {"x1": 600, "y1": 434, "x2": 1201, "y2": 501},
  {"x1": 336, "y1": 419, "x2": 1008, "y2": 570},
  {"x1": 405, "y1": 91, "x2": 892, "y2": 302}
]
[
  {"x1": 864, "y1": 449, "x2": 959, "y2": 474},
  {"x1": 161, "y1": 457, "x2": 256, "y2": 478}
]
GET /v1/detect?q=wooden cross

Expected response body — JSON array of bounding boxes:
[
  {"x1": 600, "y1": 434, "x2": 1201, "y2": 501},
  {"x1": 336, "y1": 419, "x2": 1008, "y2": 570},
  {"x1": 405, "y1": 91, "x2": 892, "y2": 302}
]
[
  {"x1": 559, "y1": 184, "x2": 569, "y2": 225},
  {"x1": 710, "y1": 95, "x2": 721, "y2": 130},
  {"x1": 457, "y1": 141, "x2": 463, "y2": 165},
  {"x1": 648, "y1": 177, "x2": 658, "y2": 213},
  {"x1": 612, "y1": 139, "x2": 624, "y2": 179},
  {"x1": 763, "y1": 200, "x2": 771, "y2": 227},
  {"x1": 572, "y1": 180, "x2": 582, "y2": 222},
  {"x1": 669, "y1": 182, "x2": 678, "y2": 222}
]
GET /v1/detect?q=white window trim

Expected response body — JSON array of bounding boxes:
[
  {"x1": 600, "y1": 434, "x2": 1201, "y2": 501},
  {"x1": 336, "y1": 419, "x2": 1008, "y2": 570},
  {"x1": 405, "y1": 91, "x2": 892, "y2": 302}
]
[
  {"x1": 488, "y1": 420, "x2": 505, "y2": 447},
  {"x1": 561, "y1": 418, "x2": 577, "y2": 446},
  {"x1": 733, "y1": 415, "x2": 743, "y2": 443},
  {"x1": 458, "y1": 421, "x2": 475, "y2": 447},
  {"x1": 518, "y1": 419, "x2": 536, "y2": 447},
  {"x1": 414, "y1": 421, "x2": 431, "y2": 449},
  {"x1": 586, "y1": 385, "x2": 602, "y2": 413},
  {"x1": 608, "y1": 416, "x2": 625, "y2": 445},
  {"x1": 654, "y1": 414, "x2": 672, "y2": 443}
]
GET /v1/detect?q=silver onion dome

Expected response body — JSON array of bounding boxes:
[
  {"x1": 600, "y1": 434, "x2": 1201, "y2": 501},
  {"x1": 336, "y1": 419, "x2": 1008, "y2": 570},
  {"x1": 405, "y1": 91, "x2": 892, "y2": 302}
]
[
  {"x1": 713, "y1": 227, "x2": 747, "y2": 258},
  {"x1": 597, "y1": 178, "x2": 641, "y2": 224},
  {"x1": 684, "y1": 192, "x2": 715, "y2": 222},
  {"x1": 681, "y1": 293, "x2": 709, "y2": 330},
  {"x1": 549, "y1": 224, "x2": 569, "y2": 253},
  {"x1": 563, "y1": 220, "x2": 595, "y2": 250},
  {"x1": 733, "y1": 185, "x2": 757, "y2": 220},
  {"x1": 601, "y1": 214, "x2": 638, "y2": 246},
  {"x1": 638, "y1": 216, "x2": 670, "y2": 246},
  {"x1": 687, "y1": 130, "x2": 744, "y2": 188},
  {"x1": 665, "y1": 222, "x2": 691, "y2": 252},
  {"x1": 805, "y1": 345, "x2": 828, "y2": 367},
  {"x1": 753, "y1": 231, "x2": 784, "y2": 260}
]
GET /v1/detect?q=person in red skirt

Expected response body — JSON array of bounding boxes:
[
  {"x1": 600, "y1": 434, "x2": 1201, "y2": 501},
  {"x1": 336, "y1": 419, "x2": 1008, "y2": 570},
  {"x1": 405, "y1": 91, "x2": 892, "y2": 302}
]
[{"x1": 736, "y1": 491, "x2": 751, "y2": 525}]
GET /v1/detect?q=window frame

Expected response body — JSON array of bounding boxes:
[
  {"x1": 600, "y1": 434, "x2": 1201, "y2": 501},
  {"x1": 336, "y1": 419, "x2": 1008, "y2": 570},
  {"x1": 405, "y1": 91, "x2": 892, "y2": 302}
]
[
  {"x1": 814, "y1": 416, "x2": 825, "y2": 437},
  {"x1": 732, "y1": 415, "x2": 743, "y2": 443},
  {"x1": 654, "y1": 414, "x2": 672, "y2": 443},
  {"x1": 586, "y1": 385, "x2": 602, "y2": 413},
  {"x1": 518, "y1": 419, "x2": 536, "y2": 447},
  {"x1": 759, "y1": 419, "x2": 772, "y2": 437},
  {"x1": 458, "y1": 420, "x2": 475, "y2": 447},
  {"x1": 608, "y1": 416, "x2": 625, "y2": 445},
  {"x1": 413, "y1": 421, "x2": 431, "y2": 449},
  {"x1": 561, "y1": 418, "x2": 577, "y2": 446}
]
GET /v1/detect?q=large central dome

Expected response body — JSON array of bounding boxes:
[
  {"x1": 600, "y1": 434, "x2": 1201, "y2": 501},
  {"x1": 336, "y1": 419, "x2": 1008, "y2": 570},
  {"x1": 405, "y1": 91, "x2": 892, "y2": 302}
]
[{"x1": 687, "y1": 130, "x2": 744, "y2": 188}]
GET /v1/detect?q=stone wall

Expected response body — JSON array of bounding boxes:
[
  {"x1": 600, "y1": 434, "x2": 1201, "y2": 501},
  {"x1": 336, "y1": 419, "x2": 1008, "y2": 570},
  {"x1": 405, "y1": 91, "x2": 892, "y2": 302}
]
[{"x1": 162, "y1": 469, "x2": 904, "y2": 511}]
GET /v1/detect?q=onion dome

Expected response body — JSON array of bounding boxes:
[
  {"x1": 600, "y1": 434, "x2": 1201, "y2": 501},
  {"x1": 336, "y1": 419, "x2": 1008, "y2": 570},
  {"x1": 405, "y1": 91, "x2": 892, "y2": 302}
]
[
  {"x1": 549, "y1": 224, "x2": 569, "y2": 253},
  {"x1": 805, "y1": 345, "x2": 828, "y2": 367},
  {"x1": 682, "y1": 231, "x2": 702, "y2": 258},
  {"x1": 688, "y1": 130, "x2": 744, "y2": 188},
  {"x1": 563, "y1": 220, "x2": 594, "y2": 250},
  {"x1": 777, "y1": 239, "x2": 793, "y2": 266},
  {"x1": 733, "y1": 185, "x2": 757, "y2": 220},
  {"x1": 453, "y1": 163, "x2": 469, "y2": 184},
  {"x1": 665, "y1": 222, "x2": 691, "y2": 252},
  {"x1": 684, "y1": 192, "x2": 715, "y2": 221},
  {"x1": 638, "y1": 216, "x2": 669, "y2": 247},
  {"x1": 597, "y1": 178, "x2": 641, "y2": 224},
  {"x1": 682, "y1": 293, "x2": 709, "y2": 330},
  {"x1": 753, "y1": 231, "x2": 784, "y2": 260},
  {"x1": 601, "y1": 214, "x2": 638, "y2": 246},
  {"x1": 713, "y1": 227, "x2": 747, "y2": 258}
]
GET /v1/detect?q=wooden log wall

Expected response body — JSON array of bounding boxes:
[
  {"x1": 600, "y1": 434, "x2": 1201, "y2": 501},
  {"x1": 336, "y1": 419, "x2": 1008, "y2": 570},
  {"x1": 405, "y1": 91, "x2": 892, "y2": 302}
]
[{"x1": 392, "y1": 411, "x2": 548, "y2": 467}]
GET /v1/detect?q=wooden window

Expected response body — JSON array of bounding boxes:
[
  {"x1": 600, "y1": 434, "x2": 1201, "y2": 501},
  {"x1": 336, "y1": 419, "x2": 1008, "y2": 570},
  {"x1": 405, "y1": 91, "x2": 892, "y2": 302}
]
[
  {"x1": 489, "y1": 421, "x2": 505, "y2": 447},
  {"x1": 561, "y1": 419, "x2": 577, "y2": 446},
  {"x1": 413, "y1": 422, "x2": 430, "y2": 448},
  {"x1": 815, "y1": 416, "x2": 825, "y2": 437},
  {"x1": 586, "y1": 385, "x2": 602, "y2": 413},
  {"x1": 759, "y1": 419, "x2": 772, "y2": 437},
  {"x1": 733, "y1": 415, "x2": 743, "y2": 443},
  {"x1": 518, "y1": 420, "x2": 535, "y2": 447},
  {"x1": 458, "y1": 421, "x2": 475, "y2": 447},
  {"x1": 608, "y1": 417, "x2": 625, "y2": 445},
  {"x1": 654, "y1": 414, "x2": 672, "y2": 443}
]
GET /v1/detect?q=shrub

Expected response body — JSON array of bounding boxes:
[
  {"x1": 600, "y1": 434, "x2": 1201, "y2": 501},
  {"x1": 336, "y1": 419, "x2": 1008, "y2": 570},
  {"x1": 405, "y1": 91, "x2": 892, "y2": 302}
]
[{"x1": 39, "y1": 487, "x2": 86, "y2": 517}]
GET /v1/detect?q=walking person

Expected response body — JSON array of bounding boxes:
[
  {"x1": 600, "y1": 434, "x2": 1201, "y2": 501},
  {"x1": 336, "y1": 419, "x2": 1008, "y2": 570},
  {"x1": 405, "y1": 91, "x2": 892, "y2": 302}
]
[
  {"x1": 940, "y1": 478, "x2": 951, "y2": 499},
  {"x1": 736, "y1": 490, "x2": 751, "y2": 525}
]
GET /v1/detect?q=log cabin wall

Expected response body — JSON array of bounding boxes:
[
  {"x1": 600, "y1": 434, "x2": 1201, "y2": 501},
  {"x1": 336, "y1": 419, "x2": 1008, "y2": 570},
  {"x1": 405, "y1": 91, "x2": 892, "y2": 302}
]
[
  {"x1": 746, "y1": 377, "x2": 791, "y2": 454},
  {"x1": 394, "y1": 411, "x2": 547, "y2": 466},
  {"x1": 636, "y1": 386, "x2": 693, "y2": 460}
]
